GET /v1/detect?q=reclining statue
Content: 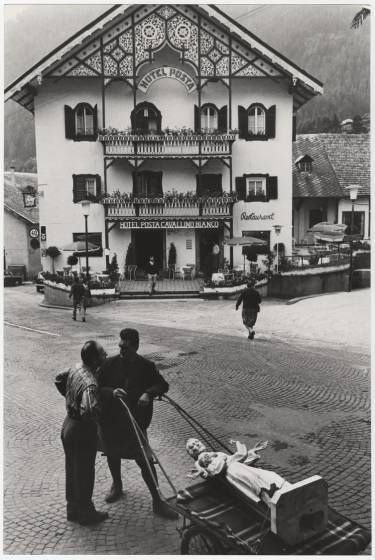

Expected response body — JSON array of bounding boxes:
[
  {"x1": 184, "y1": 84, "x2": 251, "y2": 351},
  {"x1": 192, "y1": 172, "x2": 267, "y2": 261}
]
[{"x1": 185, "y1": 437, "x2": 328, "y2": 546}]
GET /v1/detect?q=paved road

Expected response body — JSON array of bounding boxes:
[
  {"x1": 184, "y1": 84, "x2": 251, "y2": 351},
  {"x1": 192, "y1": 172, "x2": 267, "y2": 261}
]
[{"x1": 3, "y1": 285, "x2": 371, "y2": 554}]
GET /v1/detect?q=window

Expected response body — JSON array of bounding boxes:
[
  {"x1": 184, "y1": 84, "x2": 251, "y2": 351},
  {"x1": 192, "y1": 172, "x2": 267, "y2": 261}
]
[
  {"x1": 196, "y1": 174, "x2": 222, "y2": 196},
  {"x1": 235, "y1": 175, "x2": 278, "y2": 201},
  {"x1": 72, "y1": 174, "x2": 101, "y2": 203},
  {"x1": 201, "y1": 105, "x2": 218, "y2": 131},
  {"x1": 73, "y1": 232, "x2": 103, "y2": 257},
  {"x1": 238, "y1": 104, "x2": 276, "y2": 140},
  {"x1": 132, "y1": 171, "x2": 163, "y2": 197},
  {"x1": 194, "y1": 105, "x2": 227, "y2": 132},
  {"x1": 342, "y1": 211, "x2": 365, "y2": 237},
  {"x1": 295, "y1": 155, "x2": 313, "y2": 173},
  {"x1": 248, "y1": 105, "x2": 266, "y2": 135},
  {"x1": 246, "y1": 177, "x2": 266, "y2": 199},
  {"x1": 131, "y1": 102, "x2": 161, "y2": 133},
  {"x1": 309, "y1": 208, "x2": 327, "y2": 228},
  {"x1": 75, "y1": 105, "x2": 94, "y2": 136},
  {"x1": 65, "y1": 104, "x2": 97, "y2": 141}
]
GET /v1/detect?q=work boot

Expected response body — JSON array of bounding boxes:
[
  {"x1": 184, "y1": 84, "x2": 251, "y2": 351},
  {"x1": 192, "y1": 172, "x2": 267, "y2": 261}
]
[
  {"x1": 153, "y1": 499, "x2": 178, "y2": 519},
  {"x1": 105, "y1": 483, "x2": 123, "y2": 503},
  {"x1": 79, "y1": 510, "x2": 109, "y2": 526}
]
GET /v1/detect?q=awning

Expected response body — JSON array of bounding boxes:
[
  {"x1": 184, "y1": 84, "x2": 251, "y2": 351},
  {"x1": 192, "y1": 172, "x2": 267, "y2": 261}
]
[{"x1": 307, "y1": 222, "x2": 348, "y2": 243}]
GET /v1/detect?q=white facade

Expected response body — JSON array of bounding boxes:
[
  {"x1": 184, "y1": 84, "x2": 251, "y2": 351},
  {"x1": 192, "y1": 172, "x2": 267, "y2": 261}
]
[{"x1": 9, "y1": 5, "x2": 322, "y2": 276}]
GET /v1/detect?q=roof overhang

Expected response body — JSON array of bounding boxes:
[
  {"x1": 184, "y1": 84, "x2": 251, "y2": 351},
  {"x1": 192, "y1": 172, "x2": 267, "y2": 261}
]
[{"x1": 5, "y1": 4, "x2": 323, "y2": 113}]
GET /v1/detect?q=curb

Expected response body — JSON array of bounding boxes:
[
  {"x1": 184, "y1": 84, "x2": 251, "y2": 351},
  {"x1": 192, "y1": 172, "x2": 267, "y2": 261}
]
[{"x1": 39, "y1": 302, "x2": 72, "y2": 310}]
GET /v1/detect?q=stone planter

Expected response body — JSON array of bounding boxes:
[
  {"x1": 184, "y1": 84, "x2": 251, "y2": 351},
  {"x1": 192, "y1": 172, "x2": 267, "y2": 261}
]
[
  {"x1": 268, "y1": 265, "x2": 350, "y2": 299},
  {"x1": 42, "y1": 280, "x2": 117, "y2": 307}
]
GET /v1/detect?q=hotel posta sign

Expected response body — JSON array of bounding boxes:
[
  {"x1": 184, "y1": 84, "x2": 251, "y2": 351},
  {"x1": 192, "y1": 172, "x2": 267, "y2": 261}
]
[
  {"x1": 120, "y1": 219, "x2": 218, "y2": 229},
  {"x1": 138, "y1": 67, "x2": 196, "y2": 94}
]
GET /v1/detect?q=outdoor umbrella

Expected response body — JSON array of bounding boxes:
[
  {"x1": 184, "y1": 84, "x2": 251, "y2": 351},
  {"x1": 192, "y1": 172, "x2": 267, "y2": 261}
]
[
  {"x1": 224, "y1": 236, "x2": 267, "y2": 270},
  {"x1": 62, "y1": 240, "x2": 100, "y2": 273},
  {"x1": 62, "y1": 241, "x2": 100, "y2": 253},
  {"x1": 307, "y1": 222, "x2": 348, "y2": 243}
]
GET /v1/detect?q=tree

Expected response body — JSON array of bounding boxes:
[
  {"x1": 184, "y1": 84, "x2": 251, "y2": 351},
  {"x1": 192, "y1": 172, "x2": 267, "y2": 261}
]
[
  {"x1": 46, "y1": 246, "x2": 61, "y2": 273},
  {"x1": 351, "y1": 7, "x2": 370, "y2": 29},
  {"x1": 108, "y1": 253, "x2": 119, "y2": 282},
  {"x1": 67, "y1": 254, "x2": 78, "y2": 272}
]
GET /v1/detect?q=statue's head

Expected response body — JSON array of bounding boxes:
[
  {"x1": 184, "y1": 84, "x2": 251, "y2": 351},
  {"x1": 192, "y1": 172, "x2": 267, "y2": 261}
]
[
  {"x1": 197, "y1": 452, "x2": 213, "y2": 468},
  {"x1": 186, "y1": 438, "x2": 207, "y2": 459}
]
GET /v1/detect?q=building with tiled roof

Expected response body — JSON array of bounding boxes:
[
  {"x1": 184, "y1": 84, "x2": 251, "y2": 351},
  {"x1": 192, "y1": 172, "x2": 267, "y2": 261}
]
[
  {"x1": 4, "y1": 170, "x2": 41, "y2": 278},
  {"x1": 5, "y1": 4, "x2": 322, "y2": 274},
  {"x1": 293, "y1": 133, "x2": 370, "y2": 244}
]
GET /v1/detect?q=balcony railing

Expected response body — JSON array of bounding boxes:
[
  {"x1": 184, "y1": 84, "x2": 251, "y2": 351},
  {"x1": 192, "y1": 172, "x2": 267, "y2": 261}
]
[
  {"x1": 99, "y1": 132, "x2": 237, "y2": 158},
  {"x1": 103, "y1": 195, "x2": 235, "y2": 219}
]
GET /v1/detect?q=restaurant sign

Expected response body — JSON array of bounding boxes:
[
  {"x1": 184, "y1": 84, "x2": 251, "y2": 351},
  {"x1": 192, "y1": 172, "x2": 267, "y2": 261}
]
[
  {"x1": 241, "y1": 212, "x2": 275, "y2": 221},
  {"x1": 120, "y1": 219, "x2": 218, "y2": 229},
  {"x1": 138, "y1": 67, "x2": 196, "y2": 94}
]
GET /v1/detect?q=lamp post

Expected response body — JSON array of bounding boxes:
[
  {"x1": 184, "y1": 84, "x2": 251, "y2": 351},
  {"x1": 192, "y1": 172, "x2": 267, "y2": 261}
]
[
  {"x1": 273, "y1": 224, "x2": 282, "y2": 273},
  {"x1": 81, "y1": 199, "x2": 91, "y2": 280},
  {"x1": 345, "y1": 185, "x2": 361, "y2": 292}
]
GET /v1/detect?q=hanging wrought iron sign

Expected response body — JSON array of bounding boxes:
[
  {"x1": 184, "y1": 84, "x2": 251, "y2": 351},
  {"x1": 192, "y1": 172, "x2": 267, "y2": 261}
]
[{"x1": 138, "y1": 66, "x2": 196, "y2": 94}]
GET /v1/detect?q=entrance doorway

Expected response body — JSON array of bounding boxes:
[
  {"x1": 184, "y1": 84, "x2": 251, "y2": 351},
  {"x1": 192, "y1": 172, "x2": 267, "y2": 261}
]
[
  {"x1": 133, "y1": 230, "x2": 164, "y2": 273},
  {"x1": 199, "y1": 229, "x2": 221, "y2": 277}
]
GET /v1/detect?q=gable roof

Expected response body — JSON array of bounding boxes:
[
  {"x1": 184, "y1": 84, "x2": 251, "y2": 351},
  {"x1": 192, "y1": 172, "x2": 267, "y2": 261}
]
[
  {"x1": 4, "y1": 172, "x2": 39, "y2": 224},
  {"x1": 293, "y1": 134, "x2": 370, "y2": 198},
  {"x1": 5, "y1": 4, "x2": 323, "y2": 113}
]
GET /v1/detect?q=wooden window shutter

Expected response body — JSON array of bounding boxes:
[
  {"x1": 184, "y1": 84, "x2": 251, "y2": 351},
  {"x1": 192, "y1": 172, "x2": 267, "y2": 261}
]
[
  {"x1": 235, "y1": 177, "x2": 246, "y2": 200},
  {"x1": 156, "y1": 110, "x2": 162, "y2": 133},
  {"x1": 72, "y1": 175, "x2": 87, "y2": 203},
  {"x1": 218, "y1": 106, "x2": 228, "y2": 132},
  {"x1": 95, "y1": 174, "x2": 101, "y2": 197},
  {"x1": 238, "y1": 106, "x2": 247, "y2": 139},
  {"x1": 194, "y1": 105, "x2": 201, "y2": 132},
  {"x1": 65, "y1": 105, "x2": 75, "y2": 139},
  {"x1": 93, "y1": 105, "x2": 98, "y2": 136},
  {"x1": 292, "y1": 114, "x2": 297, "y2": 142},
  {"x1": 267, "y1": 176, "x2": 278, "y2": 200},
  {"x1": 266, "y1": 105, "x2": 276, "y2": 138},
  {"x1": 132, "y1": 171, "x2": 138, "y2": 195}
]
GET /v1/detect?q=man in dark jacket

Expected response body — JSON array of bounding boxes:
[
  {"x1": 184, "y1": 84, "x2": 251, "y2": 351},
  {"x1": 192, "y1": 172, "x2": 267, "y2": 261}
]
[
  {"x1": 236, "y1": 279, "x2": 262, "y2": 340},
  {"x1": 98, "y1": 328, "x2": 176, "y2": 519},
  {"x1": 69, "y1": 276, "x2": 85, "y2": 321},
  {"x1": 144, "y1": 256, "x2": 158, "y2": 295}
]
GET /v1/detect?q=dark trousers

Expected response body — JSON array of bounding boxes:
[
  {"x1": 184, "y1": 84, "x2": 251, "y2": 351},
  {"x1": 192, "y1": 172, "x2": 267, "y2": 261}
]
[
  {"x1": 61, "y1": 416, "x2": 98, "y2": 516},
  {"x1": 107, "y1": 453, "x2": 159, "y2": 502}
]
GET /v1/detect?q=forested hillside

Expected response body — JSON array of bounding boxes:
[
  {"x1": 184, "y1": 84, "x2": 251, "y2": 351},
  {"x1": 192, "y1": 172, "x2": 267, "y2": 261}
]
[{"x1": 4, "y1": 4, "x2": 370, "y2": 170}]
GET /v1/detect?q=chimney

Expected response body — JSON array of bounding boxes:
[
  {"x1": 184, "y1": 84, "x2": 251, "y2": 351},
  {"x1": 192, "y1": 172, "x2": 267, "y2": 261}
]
[{"x1": 340, "y1": 119, "x2": 353, "y2": 134}]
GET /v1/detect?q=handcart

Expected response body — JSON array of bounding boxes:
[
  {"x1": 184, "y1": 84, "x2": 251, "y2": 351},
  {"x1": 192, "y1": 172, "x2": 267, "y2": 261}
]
[{"x1": 119, "y1": 395, "x2": 371, "y2": 555}]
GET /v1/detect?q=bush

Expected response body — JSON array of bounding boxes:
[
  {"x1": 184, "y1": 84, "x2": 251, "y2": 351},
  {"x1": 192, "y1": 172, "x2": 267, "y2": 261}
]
[
  {"x1": 46, "y1": 246, "x2": 61, "y2": 273},
  {"x1": 67, "y1": 254, "x2": 78, "y2": 266}
]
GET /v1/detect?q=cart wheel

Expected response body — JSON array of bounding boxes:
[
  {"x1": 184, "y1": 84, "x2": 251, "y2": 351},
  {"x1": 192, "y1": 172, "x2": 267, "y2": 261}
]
[{"x1": 181, "y1": 526, "x2": 223, "y2": 555}]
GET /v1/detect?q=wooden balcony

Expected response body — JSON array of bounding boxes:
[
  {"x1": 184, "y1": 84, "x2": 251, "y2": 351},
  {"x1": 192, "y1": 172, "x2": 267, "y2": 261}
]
[
  {"x1": 99, "y1": 132, "x2": 236, "y2": 159},
  {"x1": 103, "y1": 196, "x2": 234, "y2": 220}
]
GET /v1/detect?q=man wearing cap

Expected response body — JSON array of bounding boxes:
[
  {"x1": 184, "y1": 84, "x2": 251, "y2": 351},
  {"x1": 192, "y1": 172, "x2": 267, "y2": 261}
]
[{"x1": 98, "y1": 328, "x2": 176, "y2": 519}]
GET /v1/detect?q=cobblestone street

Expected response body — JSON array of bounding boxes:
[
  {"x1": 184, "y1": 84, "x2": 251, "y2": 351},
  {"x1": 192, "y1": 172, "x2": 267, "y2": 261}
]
[{"x1": 3, "y1": 285, "x2": 371, "y2": 554}]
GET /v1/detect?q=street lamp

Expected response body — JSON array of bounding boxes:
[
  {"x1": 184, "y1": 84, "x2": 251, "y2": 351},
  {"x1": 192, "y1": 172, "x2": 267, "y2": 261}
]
[
  {"x1": 81, "y1": 199, "x2": 91, "y2": 280},
  {"x1": 345, "y1": 185, "x2": 361, "y2": 292},
  {"x1": 273, "y1": 224, "x2": 282, "y2": 273}
]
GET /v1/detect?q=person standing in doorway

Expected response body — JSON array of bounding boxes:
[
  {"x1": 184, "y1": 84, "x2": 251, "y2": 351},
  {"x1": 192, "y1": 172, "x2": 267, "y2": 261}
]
[
  {"x1": 98, "y1": 328, "x2": 177, "y2": 519},
  {"x1": 212, "y1": 242, "x2": 220, "y2": 273},
  {"x1": 236, "y1": 279, "x2": 262, "y2": 340},
  {"x1": 69, "y1": 275, "x2": 84, "y2": 321},
  {"x1": 145, "y1": 256, "x2": 158, "y2": 295}
]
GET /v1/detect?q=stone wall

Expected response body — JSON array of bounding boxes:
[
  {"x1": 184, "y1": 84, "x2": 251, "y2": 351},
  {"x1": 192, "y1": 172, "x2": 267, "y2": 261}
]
[{"x1": 268, "y1": 267, "x2": 350, "y2": 299}]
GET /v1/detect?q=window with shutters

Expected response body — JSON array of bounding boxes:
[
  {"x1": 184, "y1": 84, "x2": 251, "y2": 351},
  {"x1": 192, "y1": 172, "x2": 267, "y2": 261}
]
[
  {"x1": 73, "y1": 232, "x2": 103, "y2": 257},
  {"x1": 131, "y1": 102, "x2": 161, "y2": 133},
  {"x1": 133, "y1": 171, "x2": 163, "y2": 197},
  {"x1": 72, "y1": 174, "x2": 101, "y2": 203},
  {"x1": 238, "y1": 104, "x2": 276, "y2": 141},
  {"x1": 195, "y1": 104, "x2": 227, "y2": 132},
  {"x1": 65, "y1": 103, "x2": 97, "y2": 141},
  {"x1": 248, "y1": 105, "x2": 266, "y2": 135},
  {"x1": 235, "y1": 174, "x2": 278, "y2": 201}
]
